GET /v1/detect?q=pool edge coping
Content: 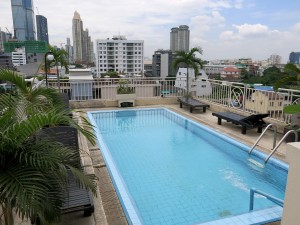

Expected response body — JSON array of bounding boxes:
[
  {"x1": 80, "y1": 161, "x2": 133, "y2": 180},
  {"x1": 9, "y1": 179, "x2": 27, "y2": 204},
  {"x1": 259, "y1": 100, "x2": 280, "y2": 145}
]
[{"x1": 87, "y1": 108, "x2": 287, "y2": 225}]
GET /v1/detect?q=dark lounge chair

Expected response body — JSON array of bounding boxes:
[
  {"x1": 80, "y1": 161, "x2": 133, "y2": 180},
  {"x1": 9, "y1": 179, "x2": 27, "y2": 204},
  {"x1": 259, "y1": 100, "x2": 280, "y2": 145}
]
[
  {"x1": 178, "y1": 97, "x2": 210, "y2": 113},
  {"x1": 212, "y1": 112, "x2": 269, "y2": 134},
  {"x1": 42, "y1": 126, "x2": 94, "y2": 216}
]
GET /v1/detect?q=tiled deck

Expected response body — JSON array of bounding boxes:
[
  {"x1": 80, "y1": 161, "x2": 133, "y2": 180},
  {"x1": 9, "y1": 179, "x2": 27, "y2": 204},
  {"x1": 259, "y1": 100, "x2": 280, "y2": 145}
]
[{"x1": 60, "y1": 104, "x2": 287, "y2": 225}]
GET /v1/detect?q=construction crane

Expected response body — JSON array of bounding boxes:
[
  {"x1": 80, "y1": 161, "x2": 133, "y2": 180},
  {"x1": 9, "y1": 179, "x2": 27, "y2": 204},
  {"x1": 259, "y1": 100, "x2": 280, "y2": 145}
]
[{"x1": 5, "y1": 27, "x2": 11, "y2": 35}]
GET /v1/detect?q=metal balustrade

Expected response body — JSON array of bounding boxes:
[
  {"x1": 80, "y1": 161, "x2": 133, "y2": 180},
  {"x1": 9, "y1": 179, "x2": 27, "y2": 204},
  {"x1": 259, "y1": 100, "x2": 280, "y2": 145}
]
[{"x1": 47, "y1": 77, "x2": 300, "y2": 124}]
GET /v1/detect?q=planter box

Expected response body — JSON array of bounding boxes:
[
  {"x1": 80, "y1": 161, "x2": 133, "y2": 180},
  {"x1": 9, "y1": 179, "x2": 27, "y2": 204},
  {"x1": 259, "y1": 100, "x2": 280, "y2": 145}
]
[{"x1": 116, "y1": 94, "x2": 136, "y2": 107}]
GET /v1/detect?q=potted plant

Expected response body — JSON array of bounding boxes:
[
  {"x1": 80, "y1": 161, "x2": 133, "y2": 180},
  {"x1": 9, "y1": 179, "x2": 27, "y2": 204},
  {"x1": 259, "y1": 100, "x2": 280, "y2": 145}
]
[{"x1": 116, "y1": 79, "x2": 136, "y2": 107}]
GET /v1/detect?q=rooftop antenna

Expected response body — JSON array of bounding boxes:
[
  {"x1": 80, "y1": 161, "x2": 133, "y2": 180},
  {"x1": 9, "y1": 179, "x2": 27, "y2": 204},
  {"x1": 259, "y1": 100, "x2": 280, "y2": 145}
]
[{"x1": 36, "y1": 7, "x2": 39, "y2": 15}]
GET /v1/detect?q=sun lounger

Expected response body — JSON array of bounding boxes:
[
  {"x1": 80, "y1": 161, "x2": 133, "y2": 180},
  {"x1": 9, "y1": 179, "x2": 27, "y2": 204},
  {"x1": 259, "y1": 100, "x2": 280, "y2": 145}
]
[
  {"x1": 60, "y1": 93, "x2": 72, "y2": 117},
  {"x1": 212, "y1": 112, "x2": 269, "y2": 134},
  {"x1": 42, "y1": 126, "x2": 94, "y2": 216},
  {"x1": 178, "y1": 97, "x2": 210, "y2": 113}
]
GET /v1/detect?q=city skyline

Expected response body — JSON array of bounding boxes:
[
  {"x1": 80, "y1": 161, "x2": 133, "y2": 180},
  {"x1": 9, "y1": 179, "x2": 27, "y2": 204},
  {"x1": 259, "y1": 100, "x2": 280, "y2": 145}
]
[{"x1": 1, "y1": 0, "x2": 300, "y2": 62}]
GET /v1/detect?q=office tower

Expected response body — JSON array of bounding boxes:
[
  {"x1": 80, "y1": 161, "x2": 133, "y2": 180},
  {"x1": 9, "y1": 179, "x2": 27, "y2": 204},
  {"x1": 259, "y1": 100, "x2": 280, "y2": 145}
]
[
  {"x1": 65, "y1": 37, "x2": 74, "y2": 64},
  {"x1": 95, "y1": 35, "x2": 144, "y2": 76},
  {"x1": 0, "y1": 28, "x2": 7, "y2": 53},
  {"x1": 170, "y1": 25, "x2": 190, "y2": 52},
  {"x1": 36, "y1": 15, "x2": 49, "y2": 44},
  {"x1": 152, "y1": 50, "x2": 175, "y2": 78},
  {"x1": 11, "y1": 0, "x2": 36, "y2": 41},
  {"x1": 72, "y1": 11, "x2": 83, "y2": 63},
  {"x1": 289, "y1": 52, "x2": 300, "y2": 64}
]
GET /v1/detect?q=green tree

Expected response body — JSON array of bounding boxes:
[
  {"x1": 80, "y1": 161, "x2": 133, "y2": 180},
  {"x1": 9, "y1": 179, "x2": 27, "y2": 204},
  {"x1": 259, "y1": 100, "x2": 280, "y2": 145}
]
[
  {"x1": 274, "y1": 64, "x2": 300, "y2": 115},
  {"x1": 46, "y1": 45, "x2": 69, "y2": 91},
  {"x1": 173, "y1": 47, "x2": 204, "y2": 97},
  {"x1": 0, "y1": 69, "x2": 96, "y2": 225}
]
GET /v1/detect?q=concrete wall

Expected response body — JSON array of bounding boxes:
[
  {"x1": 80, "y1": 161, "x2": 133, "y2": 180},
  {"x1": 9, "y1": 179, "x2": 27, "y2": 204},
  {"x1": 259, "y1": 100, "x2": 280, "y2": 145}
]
[{"x1": 281, "y1": 142, "x2": 300, "y2": 225}]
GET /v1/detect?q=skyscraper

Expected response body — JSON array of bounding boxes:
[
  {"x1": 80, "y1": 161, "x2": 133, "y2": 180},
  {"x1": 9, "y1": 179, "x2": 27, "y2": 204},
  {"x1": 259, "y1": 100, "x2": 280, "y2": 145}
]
[
  {"x1": 72, "y1": 11, "x2": 93, "y2": 64},
  {"x1": 170, "y1": 25, "x2": 190, "y2": 53},
  {"x1": 72, "y1": 11, "x2": 83, "y2": 63},
  {"x1": 289, "y1": 52, "x2": 300, "y2": 64},
  {"x1": 65, "y1": 37, "x2": 74, "y2": 64},
  {"x1": 11, "y1": 0, "x2": 36, "y2": 41},
  {"x1": 36, "y1": 15, "x2": 49, "y2": 44}
]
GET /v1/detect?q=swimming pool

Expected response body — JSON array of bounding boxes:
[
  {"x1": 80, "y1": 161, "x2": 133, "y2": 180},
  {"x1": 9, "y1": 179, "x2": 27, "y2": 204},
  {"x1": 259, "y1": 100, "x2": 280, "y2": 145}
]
[{"x1": 88, "y1": 108, "x2": 288, "y2": 225}]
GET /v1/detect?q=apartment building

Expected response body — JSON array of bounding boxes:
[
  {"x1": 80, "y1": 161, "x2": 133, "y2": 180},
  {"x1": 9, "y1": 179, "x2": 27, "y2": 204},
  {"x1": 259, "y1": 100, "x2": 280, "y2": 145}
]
[
  {"x1": 96, "y1": 35, "x2": 144, "y2": 77},
  {"x1": 170, "y1": 25, "x2": 190, "y2": 53},
  {"x1": 152, "y1": 50, "x2": 175, "y2": 78},
  {"x1": 12, "y1": 47, "x2": 26, "y2": 66}
]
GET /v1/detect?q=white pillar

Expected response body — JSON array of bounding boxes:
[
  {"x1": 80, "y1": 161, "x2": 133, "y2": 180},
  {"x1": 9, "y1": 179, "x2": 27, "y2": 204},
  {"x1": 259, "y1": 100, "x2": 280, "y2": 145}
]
[{"x1": 281, "y1": 142, "x2": 300, "y2": 225}]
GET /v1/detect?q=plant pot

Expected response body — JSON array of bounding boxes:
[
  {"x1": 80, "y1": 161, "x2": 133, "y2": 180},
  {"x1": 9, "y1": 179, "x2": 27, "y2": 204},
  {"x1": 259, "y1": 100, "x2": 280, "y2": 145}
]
[
  {"x1": 116, "y1": 94, "x2": 136, "y2": 107},
  {"x1": 116, "y1": 93, "x2": 136, "y2": 100}
]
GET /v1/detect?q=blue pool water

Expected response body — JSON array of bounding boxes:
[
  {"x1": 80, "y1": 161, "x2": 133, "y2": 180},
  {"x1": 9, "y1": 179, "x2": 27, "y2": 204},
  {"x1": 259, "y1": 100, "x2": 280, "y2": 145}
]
[{"x1": 88, "y1": 108, "x2": 288, "y2": 225}]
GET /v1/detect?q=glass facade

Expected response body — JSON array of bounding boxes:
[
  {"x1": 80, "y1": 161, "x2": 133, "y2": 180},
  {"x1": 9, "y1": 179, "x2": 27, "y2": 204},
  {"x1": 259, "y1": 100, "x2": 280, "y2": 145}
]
[
  {"x1": 11, "y1": 0, "x2": 36, "y2": 41},
  {"x1": 36, "y1": 15, "x2": 49, "y2": 44}
]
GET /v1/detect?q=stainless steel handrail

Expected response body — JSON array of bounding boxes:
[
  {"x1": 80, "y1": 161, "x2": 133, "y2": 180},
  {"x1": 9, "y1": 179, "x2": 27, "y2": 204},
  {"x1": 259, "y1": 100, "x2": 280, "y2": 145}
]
[
  {"x1": 248, "y1": 124, "x2": 277, "y2": 155},
  {"x1": 249, "y1": 188, "x2": 284, "y2": 211},
  {"x1": 265, "y1": 130, "x2": 299, "y2": 163}
]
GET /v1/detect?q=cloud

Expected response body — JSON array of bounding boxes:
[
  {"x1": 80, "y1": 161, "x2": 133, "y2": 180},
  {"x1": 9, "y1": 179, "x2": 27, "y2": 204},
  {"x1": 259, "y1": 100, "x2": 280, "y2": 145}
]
[
  {"x1": 191, "y1": 11, "x2": 226, "y2": 32},
  {"x1": 219, "y1": 23, "x2": 280, "y2": 42},
  {"x1": 234, "y1": 0, "x2": 244, "y2": 9}
]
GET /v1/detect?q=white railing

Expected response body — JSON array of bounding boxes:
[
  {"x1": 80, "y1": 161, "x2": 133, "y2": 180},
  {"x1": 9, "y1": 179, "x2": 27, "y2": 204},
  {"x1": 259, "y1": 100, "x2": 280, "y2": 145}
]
[{"x1": 48, "y1": 77, "x2": 300, "y2": 124}]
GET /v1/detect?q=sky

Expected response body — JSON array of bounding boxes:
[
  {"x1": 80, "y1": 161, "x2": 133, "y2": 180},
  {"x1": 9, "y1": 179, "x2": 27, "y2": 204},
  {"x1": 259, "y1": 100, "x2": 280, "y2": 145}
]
[{"x1": 1, "y1": 0, "x2": 300, "y2": 62}]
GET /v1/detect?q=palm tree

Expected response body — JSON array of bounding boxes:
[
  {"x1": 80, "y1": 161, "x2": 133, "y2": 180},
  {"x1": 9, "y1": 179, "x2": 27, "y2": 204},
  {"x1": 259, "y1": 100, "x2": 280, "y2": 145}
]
[
  {"x1": 173, "y1": 47, "x2": 204, "y2": 97},
  {"x1": 0, "y1": 69, "x2": 96, "y2": 225},
  {"x1": 46, "y1": 45, "x2": 69, "y2": 91}
]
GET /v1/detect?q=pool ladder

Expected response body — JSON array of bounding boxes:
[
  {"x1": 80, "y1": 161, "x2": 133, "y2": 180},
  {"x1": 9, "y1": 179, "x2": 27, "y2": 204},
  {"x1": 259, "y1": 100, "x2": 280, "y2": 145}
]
[{"x1": 248, "y1": 124, "x2": 299, "y2": 163}]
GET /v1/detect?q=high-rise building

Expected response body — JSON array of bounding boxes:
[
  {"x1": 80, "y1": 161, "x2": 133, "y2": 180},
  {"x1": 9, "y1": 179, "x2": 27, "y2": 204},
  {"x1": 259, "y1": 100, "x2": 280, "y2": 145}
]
[
  {"x1": 65, "y1": 37, "x2": 74, "y2": 64},
  {"x1": 0, "y1": 28, "x2": 7, "y2": 53},
  {"x1": 36, "y1": 15, "x2": 49, "y2": 44},
  {"x1": 96, "y1": 35, "x2": 144, "y2": 76},
  {"x1": 11, "y1": 0, "x2": 36, "y2": 41},
  {"x1": 72, "y1": 11, "x2": 93, "y2": 64},
  {"x1": 170, "y1": 25, "x2": 190, "y2": 53},
  {"x1": 268, "y1": 54, "x2": 281, "y2": 65},
  {"x1": 82, "y1": 29, "x2": 93, "y2": 64},
  {"x1": 72, "y1": 11, "x2": 83, "y2": 63},
  {"x1": 289, "y1": 52, "x2": 300, "y2": 64},
  {"x1": 152, "y1": 50, "x2": 175, "y2": 78}
]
